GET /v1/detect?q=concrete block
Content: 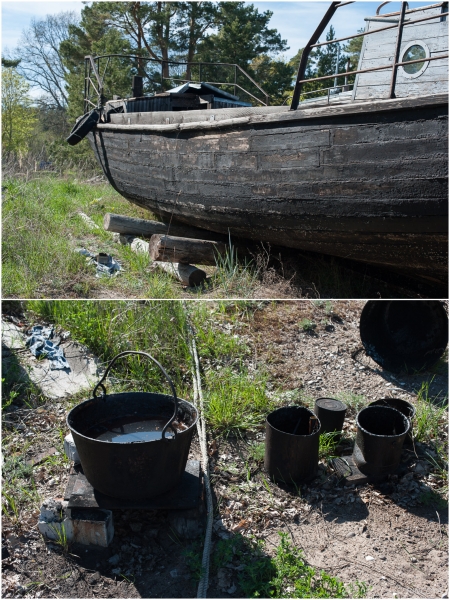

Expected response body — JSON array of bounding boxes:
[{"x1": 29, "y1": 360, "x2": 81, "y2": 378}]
[
  {"x1": 70, "y1": 508, "x2": 114, "y2": 547},
  {"x1": 64, "y1": 433, "x2": 80, "y2": 464},
  {"x1": 38, "y1": 499, "x2": 114, "y2": 547},
  {"x1": 38, "y1": 499, "x2": 74, "y2": 542}
]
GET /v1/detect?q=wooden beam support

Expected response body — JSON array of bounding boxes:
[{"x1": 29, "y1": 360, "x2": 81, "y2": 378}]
[
  {"x1": 118, "y1": 234, "x2": 207, "y2": 287},
  {"x1": 156, "y1": 262, "x2": 207, "y2": 287},
  {"x1": 104, "y1": 212, "x2": 226, "y2": 242},
  {"x1": 149, "y1": 235, "x2": 226, "y2": 266}
]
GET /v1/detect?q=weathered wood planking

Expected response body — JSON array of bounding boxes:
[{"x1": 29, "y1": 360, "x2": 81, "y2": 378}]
[
  {"x1": 89, "y1": 94, "x2": 448, "y2": 283},
  {"x1": 354, "y1": 6, "x2": 448, "y2": 100}
]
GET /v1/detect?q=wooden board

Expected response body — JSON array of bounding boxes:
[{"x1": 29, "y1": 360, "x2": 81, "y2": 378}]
[{"x1": 354, "y1": 7, "x2": 448, "y2": 100}]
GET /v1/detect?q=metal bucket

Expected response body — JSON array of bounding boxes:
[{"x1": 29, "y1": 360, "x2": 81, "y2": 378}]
[
  {"x1": 368, "y1": 397, "x2": 415, "y2": 444},
  {"x1": 368, "y1": 398, "x2": 415, "y2": 421},
  {"x1": 353, "y1": 405, "x2": 410, "y2": 479},
  {"x1": 314, "y1": 398, "x2": 347, "y2": 434},
  {"x1": 265, "y1": 406, "x2": 320, "y2": 485},
  {"x1": 67, "y1": 351, "x2": 198, "y2": 499},
  {"x1": 360, "y1": 300, "x2": 448, "y2": 373}
]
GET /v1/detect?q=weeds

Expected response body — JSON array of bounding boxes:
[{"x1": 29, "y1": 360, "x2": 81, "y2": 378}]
[
  {"x1": 204, "y1": 367, "x2": 273, "y2": 435},
  {"x1": 2, "y1": 492, "x2": 20, "y2": 522},
  {"x1": 413, "y1": 381, "x2": 448, "y2": 495},
  {"x1": 2, "y1": 455, "x2": 41, "y2": 524},
  {"x1": 213, "y1": 237, "x2": 258, "y2": 297},
  {"x1": 336, "y1": 391, "x2": 366, "y2": 413},
  {"x1": 414, "y1": 381, "x2": 447, "y2": 444},
  {"x1": 300, "y1": 318, "x2": 317, "y2": 333},
  {"x1": 186, "y1": 533, "x2": 367, "y2": 598},
  {"x1": 49, "y1": 521, "x2": 71, "y2": 554},
  {"x1": 319, "y1": 431, "x2": 340, "y2": 460},
  {"x1": 2, "y1": 174, "x2": 183, "y2": 298},
  {"x1": 248, "y1": 441, "x2": 265, "y2": 463},
  {"x1": 183, "y1": 543, "x2": 204, "y2": 583}
]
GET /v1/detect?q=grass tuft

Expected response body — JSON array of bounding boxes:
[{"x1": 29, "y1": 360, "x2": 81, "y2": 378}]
[
  {"x1": 204, "y1": 367, "x2": 273, "y2": 435},
  {"x1": 186, "y1": 532, "x2": 367, "y2": 598}
]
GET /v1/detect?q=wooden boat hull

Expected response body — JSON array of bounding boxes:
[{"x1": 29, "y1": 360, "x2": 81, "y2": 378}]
[{"x1": 88, "y1": 94, "x2": 448, "y2": 284}]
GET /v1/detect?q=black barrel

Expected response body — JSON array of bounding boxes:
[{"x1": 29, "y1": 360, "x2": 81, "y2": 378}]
[
  {"x1": 353, "y1": 405, "x2": 410, "y2": 479},
  {"x1": 360, "y1": 301, "x2": 448, "y2": 373},
  {"x1": 314, "y1": 398, "x2": 347, "y2": 434},
  {"x1": 368, "y1": 397, "x2": 415, "y2": 444},
  {"x1": 368, "y1": 398, "x2": 415, "y2": 420},
  {"x1": 67, "y1": 351, "x2": 198, "y2": 499},
  {"x1": 265, "y1": 406, "x2": 320, "y2": 485}
]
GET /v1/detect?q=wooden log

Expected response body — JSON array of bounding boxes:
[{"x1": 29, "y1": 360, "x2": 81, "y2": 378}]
[
  {"x1": 104, "y1": 212, "x2": 226, "y2": 241},
  {"x1": 149, "y1": 234, "x2": 226, "y2": 266},
  {"x1": 119, "y1": 234, "x2": 206, "y2": 286},
  {"x1": 156, "y1": 262, "x2": 207, "y2": 287}
]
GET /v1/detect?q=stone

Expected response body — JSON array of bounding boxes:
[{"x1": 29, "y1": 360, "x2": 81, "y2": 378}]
[
  {"x1": 2, "y1": 322, "x2": 26, "y2": 350},
  {"x1": 63, "y1": 434, "x2": 80, "y2": 464},
  {"x1": 38, "y1": 499, "x2": 114, "y2": 547},
  {"x1": 2, "y1": 329, "x2": 102, "y2": 400}
]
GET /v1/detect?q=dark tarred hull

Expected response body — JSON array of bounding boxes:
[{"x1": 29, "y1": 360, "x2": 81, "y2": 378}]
[{"x1": 88, "y1": 94, "x2": 448, "y2": 284}]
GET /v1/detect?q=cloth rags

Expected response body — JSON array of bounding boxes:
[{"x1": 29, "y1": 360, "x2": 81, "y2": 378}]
[
  {"x1": 77, "y1": 248, "x2": 121, "y2": 277},
  {"x1": 26, "y1": 325, "x2": 70, "y2": 370}
]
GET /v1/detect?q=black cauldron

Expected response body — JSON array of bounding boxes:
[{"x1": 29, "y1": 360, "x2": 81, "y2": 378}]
[{"x1": 67, "y1": 351, "x2": 197, "y2": 499}]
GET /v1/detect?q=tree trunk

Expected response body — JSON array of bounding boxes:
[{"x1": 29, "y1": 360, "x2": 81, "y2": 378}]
[
  {"x1": 118, "y1": 234, "x2": 206, "y2": 286},
  {"x1": 156, "y1": 261, "x2": 207, "y2": 287},
  {"x1": 149, "y1": 234, "x2": 226, "y2": 265}
]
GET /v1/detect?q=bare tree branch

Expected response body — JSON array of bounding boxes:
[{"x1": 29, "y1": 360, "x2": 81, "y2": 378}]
[{"x1": 14, "y1": 12, "x2": 78, "y2": 110}]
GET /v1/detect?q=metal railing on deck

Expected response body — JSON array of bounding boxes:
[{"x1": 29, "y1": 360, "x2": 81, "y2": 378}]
[
  {"x1": 83, "y1": 54, "x2": 269, "y2": 114},
  {"x1": 290, "y1": 1, "x2": 448, "y2": 110}
]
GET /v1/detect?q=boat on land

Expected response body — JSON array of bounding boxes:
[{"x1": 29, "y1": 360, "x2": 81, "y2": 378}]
[{"x1": 69, "y1": 1, "x2": 448, "y2": 285}]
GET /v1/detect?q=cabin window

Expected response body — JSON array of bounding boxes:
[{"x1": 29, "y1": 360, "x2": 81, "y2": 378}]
[{"x1": 400, "y1": 41, "x2": 430, "y2": 79}]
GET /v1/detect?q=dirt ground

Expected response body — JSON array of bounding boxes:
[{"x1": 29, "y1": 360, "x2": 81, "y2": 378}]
[{"x1": 2, "y1": 301, "x2": 448, "y2": 599}]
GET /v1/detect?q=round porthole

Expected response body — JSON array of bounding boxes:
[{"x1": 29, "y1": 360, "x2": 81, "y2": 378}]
[{"x1": 400, "y1": 40, "x2": 430, "y2": 79}]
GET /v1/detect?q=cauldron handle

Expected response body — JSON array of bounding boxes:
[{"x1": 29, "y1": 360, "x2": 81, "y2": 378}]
[{"x1": 92, "y1": 351, "x2": 178, "y2": 441}]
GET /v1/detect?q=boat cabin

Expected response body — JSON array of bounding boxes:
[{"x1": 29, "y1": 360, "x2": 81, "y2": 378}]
[
  {"x1": 76, "y1": 1, "x2": 448, "y2": 124},
  {"x1": 354, "y1": 3, "x2": 448, "y2": 100}
]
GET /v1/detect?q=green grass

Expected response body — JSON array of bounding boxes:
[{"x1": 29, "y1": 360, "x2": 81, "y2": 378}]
[
  {"x1": 185, "y1": 533, "x2": 367, "y2": 598},
  {"x1": 212, "y1": 239, "x2": 259, "y2": 298},
  {"x1": 413, "y1": 381, "x2": 448, "y2": 494},
  {"x1": 336, "y1": 391, "x2": 366, "y2": 413},
  {"x1": 319, "y1": 432, "x2": 340, "y2": 460},
  {"x1": 22, "y1": 300, "x2": 276, "y2": 438},
  {"x1": 248, "y1": 441, "x2": 266, "y2": 463},
  {"x1": 2, "y1": 175, "x2": 183, "y2": 298},
  {"x1": 204, "y1": 367, "x2": 274, "y2": 435},
  {"x1": 414, "y1": 381, "x2": 447, "y2": 444},
  {"x1": 2, "y1": 455, "x2": 41, "y2": 523},
  {"x1": 24, "y1": 301, "x2": 267, "y2": 436}
]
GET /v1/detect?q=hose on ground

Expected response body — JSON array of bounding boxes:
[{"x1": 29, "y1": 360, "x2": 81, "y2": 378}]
[{"x1": 183, "y1": 302, "x2": 214, "y2": 598}]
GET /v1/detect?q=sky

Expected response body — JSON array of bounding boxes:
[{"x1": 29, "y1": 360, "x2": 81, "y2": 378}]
[{"x1": 2, "y1": 1, "x2": 430, "y2": 61}]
